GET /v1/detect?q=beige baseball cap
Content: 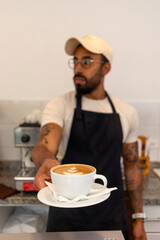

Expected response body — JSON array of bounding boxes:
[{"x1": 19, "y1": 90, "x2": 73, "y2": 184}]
[{"x1": 65, "y1": 34, "x2": 113, "y2": 64}]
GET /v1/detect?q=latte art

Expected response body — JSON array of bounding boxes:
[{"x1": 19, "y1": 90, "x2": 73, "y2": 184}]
[
  {"x1": 63, "y1": 167, "x2": 83, "y2": 175},
  {"x1": 52, "y1": 164, "x2": 95, "y2": 175}
]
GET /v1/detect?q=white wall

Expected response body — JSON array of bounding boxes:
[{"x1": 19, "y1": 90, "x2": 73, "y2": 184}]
[
  {"x1": 0, "y1": 0, "x2": 160, "y2": 161},
  {"x1": 0, "y1": 0, "x2": 160, "y2": 100}
]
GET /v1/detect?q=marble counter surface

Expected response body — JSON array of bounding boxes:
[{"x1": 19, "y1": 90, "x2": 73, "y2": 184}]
[
  {"x1": 142, "y1": 162, "x2": 160, "y2": 205},
  {"x1": 0, "y1": 161, "x2": 160, "y2": 206},
  {"x1": 0, "y1": 161, "x2": 40, "y2": 205}
]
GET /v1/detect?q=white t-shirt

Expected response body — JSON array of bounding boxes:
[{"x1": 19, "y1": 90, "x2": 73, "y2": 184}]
[{"x1": 41, "y1": 90, "x2": 139, "y2": 162}]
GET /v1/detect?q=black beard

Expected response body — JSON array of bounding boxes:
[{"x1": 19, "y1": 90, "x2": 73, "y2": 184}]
[
  {"x1": 73, "y1": 73, "x2": 101, "y2": 95},
  {"x1": 76, "y1": 84, "x2": 94, "y2": 95}
]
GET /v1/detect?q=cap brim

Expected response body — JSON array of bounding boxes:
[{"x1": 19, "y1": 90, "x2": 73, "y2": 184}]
[{"x1": 65, "y1": 38, "x2": 81, "y2": 56}]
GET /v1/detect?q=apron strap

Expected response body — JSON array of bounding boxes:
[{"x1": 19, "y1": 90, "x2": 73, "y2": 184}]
[
  {"x1": 105, "y1": 91, "x2": 117, "y2": 114},
  {"x1": 76, "y1": 93, "x2": 82, "y2": 119}
]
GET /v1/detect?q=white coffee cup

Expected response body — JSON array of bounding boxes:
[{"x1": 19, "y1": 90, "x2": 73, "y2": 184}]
[{"x1": 50, "y1": 163, "x2": 107, "y2": 200}]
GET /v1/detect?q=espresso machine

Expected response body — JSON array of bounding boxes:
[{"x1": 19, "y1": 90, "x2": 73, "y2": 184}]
[{"x1": 14, "y1": 123, "x2": 40, "y2": 191}]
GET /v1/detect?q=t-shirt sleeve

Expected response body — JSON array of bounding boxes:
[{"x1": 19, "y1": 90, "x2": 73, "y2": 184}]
[
  {"x1": 41, "y1": 97, "x2": 65, "y2": 127},
  {"x1": 124, "y1": 107, "x2": 139, "y2": 143}
]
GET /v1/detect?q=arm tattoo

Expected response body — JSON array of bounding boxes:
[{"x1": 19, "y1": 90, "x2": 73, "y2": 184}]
[
  {"x1": 123, "y1": 142, "x2": 143, "y2": 212},
  {"x1": 123, "y1": 142, "x2": 138, "y2": 163},
  {"x1": 126, "y1": 184, "x2": 142, "y2": 212},
  {"x1": 38, "y1": 124, "x2": 55, "y2": 144}
]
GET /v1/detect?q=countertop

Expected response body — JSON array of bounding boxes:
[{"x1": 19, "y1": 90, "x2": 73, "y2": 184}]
[
  {"x1": 0, "y1": 161, "x2": 40, "y2": 205},
  {"x1": 0, "y1": 161, "x2": 160, "y2": 206},
  {"x1": 142, "y1": 162, "x2": 160, "y2": 205}
]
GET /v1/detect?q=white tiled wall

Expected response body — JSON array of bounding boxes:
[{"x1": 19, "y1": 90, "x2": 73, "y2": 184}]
[
  {"x1": 128, "y1": 101, "x2": 160, "y2": 161},
  {"x1": 0, "y1": 99, "x2": 160, "y2": 162},
  {"x1": 0, "y1": 100, "x2": 47, "y2": 161}
]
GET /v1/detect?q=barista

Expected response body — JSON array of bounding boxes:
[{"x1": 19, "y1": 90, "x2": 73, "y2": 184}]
[{"x1": 32, "y1": 34, "x2": 146, "y2": 240}]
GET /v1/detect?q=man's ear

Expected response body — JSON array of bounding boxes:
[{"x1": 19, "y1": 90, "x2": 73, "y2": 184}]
[{"x1": 103, "y1": 62, "x2": 111, "y2": 75}]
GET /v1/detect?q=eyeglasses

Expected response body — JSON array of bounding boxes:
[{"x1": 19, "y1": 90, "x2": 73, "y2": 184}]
[{"x1": 68, "y1": 57, "x2": 106, "y2": 69}]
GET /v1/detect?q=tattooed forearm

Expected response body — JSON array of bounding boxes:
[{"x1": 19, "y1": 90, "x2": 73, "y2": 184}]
[
  {"x1": 32, "y1": 122, "x2": 62, "y2": 168},
  {"x1": 127, "y1": 185, "x2": 142, "y2": 212},
  {"x1": 38, "y1": 124, "x2": 56, "y2": 144},
  {"x1": 122, "y1": 142, "x2": 143, "y2": 213}
]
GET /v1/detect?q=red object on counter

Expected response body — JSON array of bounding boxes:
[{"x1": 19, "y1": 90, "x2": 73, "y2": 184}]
[{"x1": 23, "y1": 182, "x2": 38, "y2": 191}]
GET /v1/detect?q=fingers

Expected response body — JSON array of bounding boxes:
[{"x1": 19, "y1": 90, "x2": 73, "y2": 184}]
[
  {"x1": 34, "y1": 159, "x2": 60, "y2": 190},
  {"x1": 34, "y1": 175, "x2": 50, "y2": 190}
]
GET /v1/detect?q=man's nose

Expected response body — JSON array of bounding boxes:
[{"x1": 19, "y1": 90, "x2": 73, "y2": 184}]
[{"x1": 74, "y1": 62, "x2": 83, "y2": 73}]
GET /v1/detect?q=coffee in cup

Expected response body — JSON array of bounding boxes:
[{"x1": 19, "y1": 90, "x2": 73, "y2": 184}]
[
  {"x1": 52, "y1": 164, "x2": 95, "y2": 175},
  {"x1": 50, "y1": 164, "x2": 107, "y2": 200}
]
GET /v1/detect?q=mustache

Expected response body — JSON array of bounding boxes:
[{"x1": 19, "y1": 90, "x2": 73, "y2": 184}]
[{"x1": 73, "y1": 74, "x2": 88, "y2": 82}]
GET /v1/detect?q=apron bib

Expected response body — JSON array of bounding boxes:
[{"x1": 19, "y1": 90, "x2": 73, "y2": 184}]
[{"x1": 47, "y1": 93, "x2": 129, "y2": 240}]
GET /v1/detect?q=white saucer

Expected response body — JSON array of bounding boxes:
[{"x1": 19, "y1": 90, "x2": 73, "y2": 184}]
[{"x1": 37, "y1": 183, "x2": 111, "y2": 208}]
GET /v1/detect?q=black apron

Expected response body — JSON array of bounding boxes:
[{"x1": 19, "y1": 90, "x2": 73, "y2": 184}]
[{"x1": 47, "y1": 93, "x2": 129, "y2": 240}]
